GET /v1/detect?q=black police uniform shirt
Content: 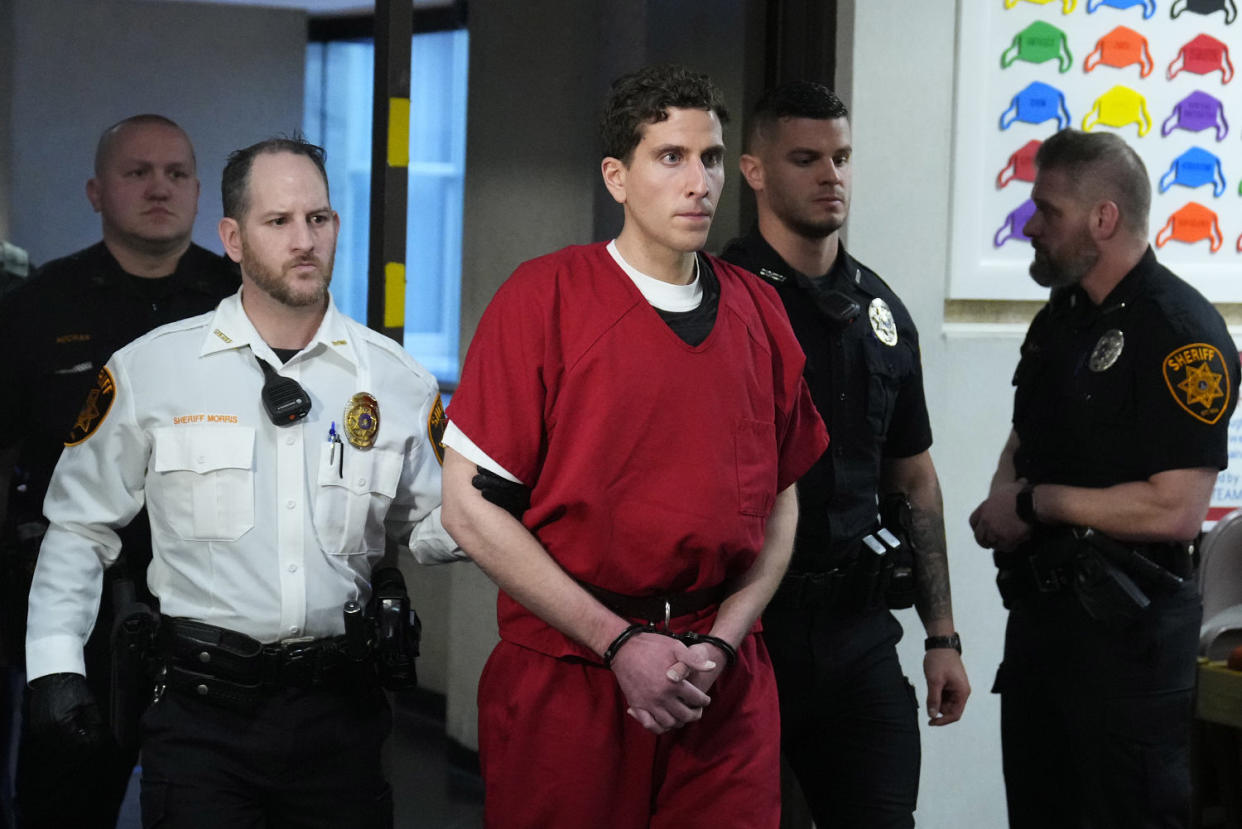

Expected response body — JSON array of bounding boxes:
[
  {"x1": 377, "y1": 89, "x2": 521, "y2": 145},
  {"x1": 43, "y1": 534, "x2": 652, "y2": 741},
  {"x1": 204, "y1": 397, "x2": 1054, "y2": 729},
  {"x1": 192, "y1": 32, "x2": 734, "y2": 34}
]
[
  {"x1": 1013, "y1": 247, "x2": 1238, "y2": 489},
  {"x1": 721, "y1": 228, "x2": 932, "y2": 570},
  {"x1": 0, "y1": 241, "x2": 240, "y2": 521}
]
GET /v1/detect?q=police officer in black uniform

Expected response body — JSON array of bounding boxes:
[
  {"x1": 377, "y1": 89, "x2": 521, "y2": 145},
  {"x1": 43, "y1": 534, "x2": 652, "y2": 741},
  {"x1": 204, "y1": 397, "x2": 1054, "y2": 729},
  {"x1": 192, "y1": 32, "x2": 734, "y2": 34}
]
[
  {"x1": 0, "y1": 114, "x2": 238, "y2": 828},
  {"x1": 722, "y1": 82, "x2": 970, "y2": 829},
  {"x1": 971, "y1": 129, "x2": 1238, "y2": 829}
]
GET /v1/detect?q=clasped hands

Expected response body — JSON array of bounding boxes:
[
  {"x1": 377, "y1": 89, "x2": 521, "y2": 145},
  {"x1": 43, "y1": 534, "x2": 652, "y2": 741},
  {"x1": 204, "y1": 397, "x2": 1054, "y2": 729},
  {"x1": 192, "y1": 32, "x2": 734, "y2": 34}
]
[{"x1": 608, "y1": 631, "x2": 727, "y2": 735}]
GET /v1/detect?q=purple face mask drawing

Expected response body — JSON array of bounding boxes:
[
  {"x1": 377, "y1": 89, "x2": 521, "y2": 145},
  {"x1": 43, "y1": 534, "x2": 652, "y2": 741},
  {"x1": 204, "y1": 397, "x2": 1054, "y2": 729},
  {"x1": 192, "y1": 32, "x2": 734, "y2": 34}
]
[
  {"x1": 1162, "y1": 91, "x2": 1229, "y2": 141},
  {"x1": 994, "y1": 199, "x2": 1038, "y2": 247}
]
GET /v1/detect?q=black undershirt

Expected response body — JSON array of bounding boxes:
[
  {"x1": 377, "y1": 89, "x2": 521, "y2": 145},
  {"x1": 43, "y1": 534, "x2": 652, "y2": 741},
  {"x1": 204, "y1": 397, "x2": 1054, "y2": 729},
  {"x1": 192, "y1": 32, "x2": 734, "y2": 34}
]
[
  {"x1": 654, "y1": 254, "x2": 720, "y2": 346},
  {"x1": 272, "y1": 348, "x2": 299, "y2": 364}
]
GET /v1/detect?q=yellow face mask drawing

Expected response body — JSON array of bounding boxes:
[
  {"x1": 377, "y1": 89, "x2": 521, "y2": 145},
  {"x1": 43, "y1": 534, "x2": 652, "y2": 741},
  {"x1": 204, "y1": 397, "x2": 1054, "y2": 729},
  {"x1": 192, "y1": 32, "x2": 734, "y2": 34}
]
[{"x1": 1082, "y1": 86, "x2": 1151, "y2": 137}]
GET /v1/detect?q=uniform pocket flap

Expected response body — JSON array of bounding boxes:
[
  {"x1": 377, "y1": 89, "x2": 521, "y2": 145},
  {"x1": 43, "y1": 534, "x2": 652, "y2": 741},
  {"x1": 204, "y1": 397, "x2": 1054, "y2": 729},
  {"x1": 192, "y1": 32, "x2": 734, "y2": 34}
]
[{"x1": 152, "y1": 426, "x2": 256, "y2": 475}]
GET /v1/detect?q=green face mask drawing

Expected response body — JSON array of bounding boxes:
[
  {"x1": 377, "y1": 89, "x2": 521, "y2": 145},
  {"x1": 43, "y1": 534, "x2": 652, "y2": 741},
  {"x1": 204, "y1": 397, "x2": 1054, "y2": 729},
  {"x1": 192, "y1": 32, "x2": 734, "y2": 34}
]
[{"x1": 1001, "y1": 21, "x2": 1073, "y2": 73}]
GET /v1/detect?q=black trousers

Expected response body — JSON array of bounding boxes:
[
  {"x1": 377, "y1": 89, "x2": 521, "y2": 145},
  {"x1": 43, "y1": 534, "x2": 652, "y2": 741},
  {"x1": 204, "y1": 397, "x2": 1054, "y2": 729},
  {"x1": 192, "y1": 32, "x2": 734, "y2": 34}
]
[
  {"x1": 139, "y1": 682, "x2": 392, "y2": 829},
  {"x1": 762, "y1": 602, "x2": 920, "y2": 829},
  {"x1": 994, "y1": 580, "x2": 1201, "y2": 829}
]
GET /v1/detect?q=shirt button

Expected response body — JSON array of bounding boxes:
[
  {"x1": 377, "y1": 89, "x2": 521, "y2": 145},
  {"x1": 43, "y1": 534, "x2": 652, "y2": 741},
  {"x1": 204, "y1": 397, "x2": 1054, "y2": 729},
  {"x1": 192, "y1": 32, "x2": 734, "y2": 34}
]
[
  {"x1": 286, "y1": 500, "x2": 296, "y2": 509},
  {"x1": 289, "y1": 626, "x2": 300, "y2": 636},
  {"x1": 288, "y1": 564, "x2": 298, "y2": 573},
  {"x1": 196, "y1": 455, "x2": 207, "y2": 464},
  {"x1": 286, "y1": 436, "x2": 296, "y2": 446},
  {"x1": 357, "y1": 478, "x2": 367, "y2": 487}
]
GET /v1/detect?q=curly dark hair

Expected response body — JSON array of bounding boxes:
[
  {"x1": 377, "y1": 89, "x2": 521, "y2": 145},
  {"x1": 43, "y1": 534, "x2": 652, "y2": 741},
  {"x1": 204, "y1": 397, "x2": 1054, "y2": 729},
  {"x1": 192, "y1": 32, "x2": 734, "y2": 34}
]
[
  {"x1": 221, "y1": 135, "x2": 329, "y2": 220},
  {"x1": 599, "y1": 64, "x2": 728, "y2": 163}
]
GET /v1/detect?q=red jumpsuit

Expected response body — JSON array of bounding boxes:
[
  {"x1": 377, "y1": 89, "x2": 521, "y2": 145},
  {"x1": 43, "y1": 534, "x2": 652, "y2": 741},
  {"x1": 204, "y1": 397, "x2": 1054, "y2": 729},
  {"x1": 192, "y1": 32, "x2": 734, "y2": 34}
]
[{"x1": 447, "y1": 243, "x2": 828, "y2": 828}]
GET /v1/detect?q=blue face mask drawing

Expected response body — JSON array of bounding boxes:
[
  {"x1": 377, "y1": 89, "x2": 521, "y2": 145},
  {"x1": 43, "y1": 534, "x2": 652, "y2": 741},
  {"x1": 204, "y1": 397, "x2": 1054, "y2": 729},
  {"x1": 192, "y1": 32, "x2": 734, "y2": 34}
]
[
  {"x1": 1160, "y1": 147, "x2": 1227, "y2": 197},
  {"x1": 1087, "y1": 0, "x2": 1158, "y2": 17},
  {"x1": 999, "y1": 82, "x2": 1072, "y2": 130},
  {"x1": 1170, "y1": 0, "x2": 1239, "y2": 24}
]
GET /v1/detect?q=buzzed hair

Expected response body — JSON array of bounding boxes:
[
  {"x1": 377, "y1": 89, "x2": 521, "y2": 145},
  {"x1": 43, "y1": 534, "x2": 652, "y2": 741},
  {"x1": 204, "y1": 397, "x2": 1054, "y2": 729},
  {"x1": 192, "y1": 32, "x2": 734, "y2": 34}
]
[
  {"x1": 746, "y1": 81, "x2": 848, "y2": 153},
  {"x1": 94, "y1": 114, "x2": 193, "y2": 175},
  {"x1": 221, "y1": 135, "x2": 329, "y2": 221},
  {"x1": 1035, "y1": 129, "x2": 1151, "y2": 237},
  {"x1": 599, "y1": 64, "x2": 728, "y2": 164}
]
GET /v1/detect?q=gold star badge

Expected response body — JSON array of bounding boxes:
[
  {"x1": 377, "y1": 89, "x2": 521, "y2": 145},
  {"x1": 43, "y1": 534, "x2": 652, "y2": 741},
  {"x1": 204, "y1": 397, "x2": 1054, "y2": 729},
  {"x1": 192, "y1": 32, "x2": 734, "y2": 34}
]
[{"x1": 1163, "y1": 343, "x2": 1231, "y2": 424}]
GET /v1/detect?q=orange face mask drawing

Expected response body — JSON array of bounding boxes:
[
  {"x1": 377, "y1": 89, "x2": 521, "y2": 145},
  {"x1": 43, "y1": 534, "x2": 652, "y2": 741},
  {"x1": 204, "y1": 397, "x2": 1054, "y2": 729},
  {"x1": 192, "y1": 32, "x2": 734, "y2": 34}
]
[
  {"x1": 1156, "y1": 202, "x2": 1223, "y2": 252},
  {"x1": 1084, "y1": 26, "x2": 1153, "y2": 78}
]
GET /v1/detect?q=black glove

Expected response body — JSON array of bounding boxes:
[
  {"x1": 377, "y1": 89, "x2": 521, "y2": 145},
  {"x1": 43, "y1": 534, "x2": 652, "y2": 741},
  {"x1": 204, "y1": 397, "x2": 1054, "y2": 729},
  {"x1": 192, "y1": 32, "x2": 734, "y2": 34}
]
[
  {"x1": 26, "y1": 672, "x2": 106, "y2": 755},
  {"x1": 471, "y1": 466, "x2": 531, "y2": 519}
]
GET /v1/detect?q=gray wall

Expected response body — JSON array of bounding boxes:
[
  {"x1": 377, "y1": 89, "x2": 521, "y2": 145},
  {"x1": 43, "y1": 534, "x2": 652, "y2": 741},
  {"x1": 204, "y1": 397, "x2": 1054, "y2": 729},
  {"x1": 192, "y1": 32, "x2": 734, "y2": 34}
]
[{"x1": 6, "y1": 0, "x2": 306, "y2": 266}]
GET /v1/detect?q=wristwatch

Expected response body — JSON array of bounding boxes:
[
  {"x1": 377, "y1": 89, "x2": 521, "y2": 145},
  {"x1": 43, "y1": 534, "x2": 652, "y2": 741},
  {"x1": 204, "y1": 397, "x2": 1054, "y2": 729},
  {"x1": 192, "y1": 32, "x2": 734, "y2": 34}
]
[
  {"x1": 1015, "y1": 483, "x2": 1038, "y2": 525},
  {"x1": 925, "y1": 633, "x2": 962, "y2": 654}
]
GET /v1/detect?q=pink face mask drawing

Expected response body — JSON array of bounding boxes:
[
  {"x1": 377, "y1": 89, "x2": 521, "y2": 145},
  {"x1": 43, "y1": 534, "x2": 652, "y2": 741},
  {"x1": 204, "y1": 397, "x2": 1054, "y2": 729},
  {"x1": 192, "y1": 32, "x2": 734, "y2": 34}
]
[
  {"x1": 1155, "y1": 202, "x2": 1223, "y2": 252},
  {"x1": 996, "y1": 140, "x2": 1042, "y2": 188},
  {"x1": 1167, "y1": 34, "x2": 1234, "y2": 84}
]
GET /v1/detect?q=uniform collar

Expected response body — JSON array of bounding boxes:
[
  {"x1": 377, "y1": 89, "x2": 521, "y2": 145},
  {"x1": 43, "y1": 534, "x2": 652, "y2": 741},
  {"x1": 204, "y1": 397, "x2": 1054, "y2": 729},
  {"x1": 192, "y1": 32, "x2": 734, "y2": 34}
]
[
  {"x1": 735, "y1": 224, "x2": 858, "y2": 288},
  {"x1": 199, "y1": 289, "x2": 361, "y2": 368}
]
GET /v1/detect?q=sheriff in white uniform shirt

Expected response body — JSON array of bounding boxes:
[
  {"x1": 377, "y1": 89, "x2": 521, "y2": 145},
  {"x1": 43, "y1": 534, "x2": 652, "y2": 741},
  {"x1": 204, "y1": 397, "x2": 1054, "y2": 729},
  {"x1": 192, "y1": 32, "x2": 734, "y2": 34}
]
[{"x1": 23, "y1": 138, "x2": 457, "y2": 829}]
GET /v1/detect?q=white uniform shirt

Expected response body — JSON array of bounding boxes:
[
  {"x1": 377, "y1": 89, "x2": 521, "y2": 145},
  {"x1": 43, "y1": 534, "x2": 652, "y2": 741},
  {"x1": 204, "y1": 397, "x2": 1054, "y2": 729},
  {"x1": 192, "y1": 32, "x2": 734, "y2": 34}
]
[{"x1": 25, "y1": 290, "x2": 460, "y2": 681}]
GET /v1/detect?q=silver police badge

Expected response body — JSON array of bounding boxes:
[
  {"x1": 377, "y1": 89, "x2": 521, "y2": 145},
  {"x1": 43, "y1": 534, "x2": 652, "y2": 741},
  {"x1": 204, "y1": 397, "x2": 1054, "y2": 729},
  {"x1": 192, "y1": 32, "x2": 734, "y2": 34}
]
[
  {"x1": 868, "y1": 298, "x2": 898, "y2": 347},
  {"x1": 1088, "y1": 329, "x2": 1125, "y2": 372}
]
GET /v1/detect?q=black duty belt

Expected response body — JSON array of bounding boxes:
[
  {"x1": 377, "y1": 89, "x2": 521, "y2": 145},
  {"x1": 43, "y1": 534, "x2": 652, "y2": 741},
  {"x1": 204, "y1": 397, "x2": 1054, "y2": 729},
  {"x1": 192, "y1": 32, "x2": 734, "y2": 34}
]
[
  {"x1": 580, "y1": 581, "x2": 727, "y2": 626},
  {"x1": 995, "y1": 533, "x2": 1195, "y2": 597},
  {"x1": 155, "y1": 617, "x2": 368, "y2": 710},
  {"x1": 771, "y1": 568, "x2": 850, "y2": 610}
]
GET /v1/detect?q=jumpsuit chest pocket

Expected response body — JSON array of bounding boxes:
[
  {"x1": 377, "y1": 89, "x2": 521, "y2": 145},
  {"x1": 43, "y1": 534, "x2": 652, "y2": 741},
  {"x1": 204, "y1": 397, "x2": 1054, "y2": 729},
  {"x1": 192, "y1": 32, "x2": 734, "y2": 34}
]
[
  {"x1": 151, "y1": 426, "x2": 256, "y2": 541},
  {"x1": 313, "y1": 444, "x2": 403, "y2": 555}
]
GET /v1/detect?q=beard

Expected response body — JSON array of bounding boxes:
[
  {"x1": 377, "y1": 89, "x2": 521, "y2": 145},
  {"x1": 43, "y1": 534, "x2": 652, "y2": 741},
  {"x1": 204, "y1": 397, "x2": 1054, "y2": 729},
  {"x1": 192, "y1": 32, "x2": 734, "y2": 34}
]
[
  {"x1": 1029, "y1": 227, "x2": 1099, "y2": 289},
  {"x1": 769, "y1": 190, "x2": 847, "y2": 240},
  {"x1": 242, "y1": 249, "x2": 333, "y2": 308}
]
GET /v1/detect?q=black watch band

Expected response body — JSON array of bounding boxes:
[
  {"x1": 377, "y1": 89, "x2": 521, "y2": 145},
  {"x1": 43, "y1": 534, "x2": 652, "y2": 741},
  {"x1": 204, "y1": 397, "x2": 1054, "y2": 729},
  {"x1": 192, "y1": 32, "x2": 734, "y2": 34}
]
[
  {"x1": 1015, "y1": 484, "x2": 1038, "y2": 526},
  {"x1": 925, "y1": 633, "x2": 962, "y2": 654}
]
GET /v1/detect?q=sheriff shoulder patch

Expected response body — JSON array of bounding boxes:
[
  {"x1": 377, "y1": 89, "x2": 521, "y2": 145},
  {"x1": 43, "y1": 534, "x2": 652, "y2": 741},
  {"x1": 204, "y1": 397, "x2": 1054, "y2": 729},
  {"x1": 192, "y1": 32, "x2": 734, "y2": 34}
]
[
  {"x1": 66, "y1": 367, "x2": 116, "y2": 446},
  {"x1": 427, "y1": 394, "x2": 447, "y2": 466},
  {"x1": 1163, "y1": 343, "x2": 1231, "y2": 425}
]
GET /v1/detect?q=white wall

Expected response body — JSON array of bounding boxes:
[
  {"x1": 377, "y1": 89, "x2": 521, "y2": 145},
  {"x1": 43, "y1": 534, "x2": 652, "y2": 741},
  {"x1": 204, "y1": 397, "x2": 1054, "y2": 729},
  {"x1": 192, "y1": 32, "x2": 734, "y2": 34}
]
[
  {"x1": 841, "y1": 2, "x2": 1022, "y2": 826},
  {"x1": 7, "y1": 0, "x2": 306, "y2": 266}
]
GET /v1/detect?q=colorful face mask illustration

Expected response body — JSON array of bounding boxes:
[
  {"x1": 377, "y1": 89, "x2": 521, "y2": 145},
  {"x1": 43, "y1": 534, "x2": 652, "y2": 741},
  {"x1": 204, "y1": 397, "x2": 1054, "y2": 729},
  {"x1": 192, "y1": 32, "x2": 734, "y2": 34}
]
[
  {"x1": 1168, "y1": 35, "x2": 1234, "y2": 84},
  {"x1": 1162, "y1": 91, "x2": 1229, "y2": 141},
  {"x1": 997, "y1": 140, "x2": 1042, "y2": 189},
  {"x1": 1002, "y1": 22, "x2": 1073, "y2": 73},
  {"x1": 1087, "y1": 0, "x2": 1157, "y2": 17},
  {"x1": 994, "y1": 200, "x2": 1037, "y2": 248},
  {"x1": 1084, "y1": 27, "x2": 1153, "y2": 78},
  {"x1": 1155, "y1": 202, "x2": 1223, "y2": 252},
  {"x1": 1005, "y1": 0, "x2": 1077, "y2": 11},
  {"x1": 1000, "y1": 83, "x2": 1072, "y2": 130},
  {"x1": 1171, "y1": 0, "x2": 1239, "y2": 24},
  {"x1": 1160, "y1": 148, "x2": 1227, "y2": 197},
  {"x1": 1082, "y1": 86, "x2": 1151, "y2": 136}
]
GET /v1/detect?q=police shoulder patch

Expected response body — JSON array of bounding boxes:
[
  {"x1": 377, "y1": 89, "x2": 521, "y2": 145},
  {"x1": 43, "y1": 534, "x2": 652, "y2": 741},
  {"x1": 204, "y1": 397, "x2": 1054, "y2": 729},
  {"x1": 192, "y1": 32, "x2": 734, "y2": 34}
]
[
  {"x1": 427, "y1": 394, "x2": 447, "y2": 466},
  {"x1": 1162, "y1": 342, "x2": 1231, "y2": 425},
  {"x1": 66, "y1": 367, "x2": 116, "y2": 446}
]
